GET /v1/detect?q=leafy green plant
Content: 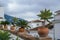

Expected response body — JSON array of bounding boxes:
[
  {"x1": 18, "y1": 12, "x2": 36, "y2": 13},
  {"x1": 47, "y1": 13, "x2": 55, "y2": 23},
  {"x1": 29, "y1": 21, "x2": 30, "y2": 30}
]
[
  {"x1": 0, "y1": 21, "x2": 10, "y2": 30},
  {"x1": 11, "y1": 17, "x2": 19, "y2": 26},
  {"x1": 0, "y1": 21, "x2": 10, "y2": 25},
  {"x1": 37, "y1": 9, "x2": 53, "y2": 26},
  {"x1": 16, "y1": 20, "x2": 31, "y2": 29},
  {"x1": 13, "y1": 17, "x2": 18, "y2": 24},
  {"x1": 16, "y1": 36, "x2": 19, "y2": 40},
  {"x1": 0, "y1": 30, "x2": 11, "y2": 40}
]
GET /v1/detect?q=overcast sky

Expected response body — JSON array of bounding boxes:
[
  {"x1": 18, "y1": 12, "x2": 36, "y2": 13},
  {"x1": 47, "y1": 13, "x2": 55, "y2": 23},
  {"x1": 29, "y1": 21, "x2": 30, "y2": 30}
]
[{"x1": 0, "y1": 0, "x2": 60, "y2": 21}]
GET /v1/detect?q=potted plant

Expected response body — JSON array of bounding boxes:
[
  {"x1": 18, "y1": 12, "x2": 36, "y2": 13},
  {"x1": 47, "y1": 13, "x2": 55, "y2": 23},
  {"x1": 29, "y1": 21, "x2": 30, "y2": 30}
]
[
  {"x1": 0, "y1": 30, "x2": 11, "y2": 40},
  {"x1": 0, "y1": 22, "x2": 3, "y2": 29},
  {"x1": 0, "y1": 21, "x2": 10, "y2": 30},
  {"x1": 16, "y1": 20, "x2": 30, "y2": 32},
  {"x1": 0, "y1": 25, "x2": 3, "y2": 30},
  {"x1": 37, "y1": 9, "x2": 53, "y2": 37},
  {"x1": 10, "y1": 17, "x2": 18, "y2": 32},
  {"x1": 10, "y1": 22, "x2": 16, "y2": 32}
]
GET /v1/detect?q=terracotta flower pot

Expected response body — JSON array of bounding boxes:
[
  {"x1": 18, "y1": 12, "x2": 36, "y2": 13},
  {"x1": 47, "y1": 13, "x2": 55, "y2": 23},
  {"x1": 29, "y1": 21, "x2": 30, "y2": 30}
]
[
  {"x1": 18, "y1": 27, "x2": 25, "y2": 32},
  {"x1": 4, "y1": 25, "x2": 8, "y2": 30},
  {"x1": 38, "y1": 27, "x2": 49, "y2": 37},
  {"x1": 10, "y1": 26, "x2": 16, "y2": 32},
  {"x1": 0, "y1": 25, "x2": 3, "y2": 30}
]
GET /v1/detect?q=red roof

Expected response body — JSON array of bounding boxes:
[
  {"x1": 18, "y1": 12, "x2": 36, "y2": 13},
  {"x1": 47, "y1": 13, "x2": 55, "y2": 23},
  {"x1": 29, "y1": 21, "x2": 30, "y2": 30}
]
[{"x1": 29, "y1": 20, "x2": 44, "y2": 23}]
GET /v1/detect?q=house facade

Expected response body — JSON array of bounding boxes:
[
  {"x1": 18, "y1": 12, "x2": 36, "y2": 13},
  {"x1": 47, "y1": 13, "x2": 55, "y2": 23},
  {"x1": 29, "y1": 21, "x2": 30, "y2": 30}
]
[
  {"x1": 54, "y1": 10, "x2": 60, "y2": 40},
  {"x1": 28, "y1": 20, "x2": 43, "y2": 29},
  {"x1": 28, "y1": 20, "x2": 48, "y2": 29}
]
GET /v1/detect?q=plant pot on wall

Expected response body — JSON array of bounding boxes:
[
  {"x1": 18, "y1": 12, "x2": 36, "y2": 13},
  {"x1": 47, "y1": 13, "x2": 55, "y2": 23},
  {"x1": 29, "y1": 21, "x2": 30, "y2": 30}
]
[
  {"x1": 10, "y1": 25, "x2": 16, "y2": 32},
  {"x1": 18, "y1": 27, "x2": 25, "y2": 32},
  {"x1": 38, "y1": 27, "x2": 49, "y2": 37},
  {"x1": 0, "y1": 25, "x2": 3, "y2": 30},
  {"x1": 0, "y1": 21, "x2": 10, "y2": 30},
  {"x1": 10, "y1": 17, "x2": 18, "y2": 32},
  {"x1": 37, "y1": 9, "x2": 53, "y2": 37},
  {"x1": 16, "y1": 20, "x2": 31, "y2": 33},
  {"x1": 4, "y1": 25, "x2": 8, "y2": 30}
]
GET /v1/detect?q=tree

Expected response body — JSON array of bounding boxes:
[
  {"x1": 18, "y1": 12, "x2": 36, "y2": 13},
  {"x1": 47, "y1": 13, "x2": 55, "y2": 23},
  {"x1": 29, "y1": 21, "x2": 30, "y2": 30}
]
[
  {"x1": 37, "y1": 9, "x2": 53, "y2": 26},
  {"x1": 16, "y1": 20, "x2": 31, "y2": 29},
  {"x1": 0, "y1": 21, "x2": 10, "y2": 26},
  {"x1": 12, "y1": 17, "x2": 19, "y2": 26},
  {"x1": 0, "y1": 21, "x2": 10, "y2": 30}
]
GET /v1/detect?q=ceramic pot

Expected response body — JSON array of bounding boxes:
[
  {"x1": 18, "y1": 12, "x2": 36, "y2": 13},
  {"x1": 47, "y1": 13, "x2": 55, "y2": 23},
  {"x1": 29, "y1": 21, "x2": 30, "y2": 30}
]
[
  {"x1": 10, "y1": 26, "x2": 16, "y2": 32},
  {"x1": 18, "y1": 27, "x2": 25, "y2": 32},
  {"x1": 4, "y1": 25, "x2": 8, "y2": 30},
  {"x1": 38, "y1": 27, "x2": 49, "y2": 37}
]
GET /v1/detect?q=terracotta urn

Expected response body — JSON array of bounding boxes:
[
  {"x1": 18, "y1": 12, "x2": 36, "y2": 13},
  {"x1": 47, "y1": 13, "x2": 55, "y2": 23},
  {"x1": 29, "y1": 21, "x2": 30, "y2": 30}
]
[
  {"x1": 0, "y1": 25, "x2": 3, "y2": 30},
  {"x1": 18, "y1": 27, "x2": 25, "y2": 32},
  {"x1": 10, "y1": 26, "x2": 16, "y2": 32},
  {"x1": 4, "y1": 25, "x2": 8, "y2": 30},
  {"x1": 38, "y1": 27, "x2": 49, "y2": 37}
]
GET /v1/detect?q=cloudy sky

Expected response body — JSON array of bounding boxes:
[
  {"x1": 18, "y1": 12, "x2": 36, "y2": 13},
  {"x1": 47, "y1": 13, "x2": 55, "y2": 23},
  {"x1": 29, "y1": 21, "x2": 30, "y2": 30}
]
[{"x1": 0, "y1": 0, "x2": 60, "y2": 21}]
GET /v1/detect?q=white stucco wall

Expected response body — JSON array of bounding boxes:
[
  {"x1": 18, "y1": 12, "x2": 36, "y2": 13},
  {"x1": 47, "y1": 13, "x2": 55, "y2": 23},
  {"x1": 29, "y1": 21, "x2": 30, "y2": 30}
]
[
  {"x1": 28, "y1": 22, "x2": 42, "y2": 29},
  {"x1": 54, "y1": 13, "x2": 60, "y2": 40},
  {"x1": 54, "y1": 23, "x2": 60, "y2": 40},
  {"x1": 55, "y1": 15, "x2": 60, "y2": 20}
]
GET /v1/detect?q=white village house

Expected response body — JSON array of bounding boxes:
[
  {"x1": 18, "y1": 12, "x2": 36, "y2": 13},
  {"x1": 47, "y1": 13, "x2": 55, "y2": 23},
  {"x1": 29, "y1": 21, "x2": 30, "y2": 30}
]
[
  {"x1": 54, "y1": 10, "x2": 60, "y2": 40},
  {"x1": 28, "y1": 20, "x2": 44, "y2": 29},
  {"x1": 28, "y1": 20, "x2": 49, "y2": 29}
]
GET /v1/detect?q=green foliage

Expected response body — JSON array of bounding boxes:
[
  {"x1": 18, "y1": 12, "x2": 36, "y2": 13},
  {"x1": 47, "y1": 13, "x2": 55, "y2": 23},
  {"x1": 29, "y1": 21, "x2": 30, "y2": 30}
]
[
  {"x1": 16, "y1": 20, "x2": 31, "y2": 29},
  {"x1": 37, "y1": 9, "x2": 53, "y2": 22},
  {"x1": 0, "y1": 30, "x2": 11, "y2": 40},
  {"x1": 16, "y1": 36, "x2": 19, "y2": 40},
  {"x1": 0, "y1": 21, "x2": 10, "y2": 25},
  {"x1": 12, "y1": 17, "x2": 18, "y2": 23},
  {"x1": 11, "y1": 17, "x2": 18, "y2": 25}
]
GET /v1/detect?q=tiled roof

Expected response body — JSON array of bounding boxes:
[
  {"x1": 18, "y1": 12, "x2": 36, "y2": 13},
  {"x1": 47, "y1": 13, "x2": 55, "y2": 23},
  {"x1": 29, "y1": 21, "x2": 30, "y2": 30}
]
[{"x1": 29, "y1": 20, "x2": 44, "y2": 23}]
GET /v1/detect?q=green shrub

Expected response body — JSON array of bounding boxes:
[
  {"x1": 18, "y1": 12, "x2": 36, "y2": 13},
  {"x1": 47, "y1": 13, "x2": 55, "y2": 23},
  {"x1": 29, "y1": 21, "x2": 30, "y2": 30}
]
[{"x1": 0, "y1": 30, "x2": 11, "y2": 40}]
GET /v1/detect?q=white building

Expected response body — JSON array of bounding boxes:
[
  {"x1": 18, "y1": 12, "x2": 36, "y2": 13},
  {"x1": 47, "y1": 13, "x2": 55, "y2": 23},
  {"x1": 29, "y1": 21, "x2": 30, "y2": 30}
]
[
  {"x1": 54, "y1": 10, "x2": 60, "y2": 40},
  {"x1": 28, "y1": 20, "x2": 43, "y2": 28},
  {"x1": 28, "y1": 20, "x2": 49, "y2": 29}
]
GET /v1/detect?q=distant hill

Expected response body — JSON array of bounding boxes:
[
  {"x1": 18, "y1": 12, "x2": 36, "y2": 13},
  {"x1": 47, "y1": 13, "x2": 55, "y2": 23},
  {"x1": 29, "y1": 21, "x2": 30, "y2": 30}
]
[{"x1": 4, "y1": 14, "x2": 27, "y2": 23}]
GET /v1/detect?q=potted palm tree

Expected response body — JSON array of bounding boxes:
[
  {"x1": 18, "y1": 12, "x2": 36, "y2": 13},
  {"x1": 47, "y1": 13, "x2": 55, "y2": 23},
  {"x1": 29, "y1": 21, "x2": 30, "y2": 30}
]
[
  {"x1": 10, "y1": 17, "x2": 18, "y2": 32},
  {"x1": 37, "y1": 9, "x2": 53, "y2": 37},
  {"x1": 16, "y1": 20, "x2": 30, "y2": 32},
  {"x1": 0, "y1": 22, "x2": 3, "y2": 30},
  {"x1": 0, "y1": 21, "x2": 10, "y2": 30}
]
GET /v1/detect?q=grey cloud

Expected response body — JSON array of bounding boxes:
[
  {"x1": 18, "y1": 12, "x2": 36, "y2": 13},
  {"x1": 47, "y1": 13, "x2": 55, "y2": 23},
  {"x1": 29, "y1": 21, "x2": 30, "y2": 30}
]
[{"x1": 1, "y1": 0, "x2": 60, "y2": 21}]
